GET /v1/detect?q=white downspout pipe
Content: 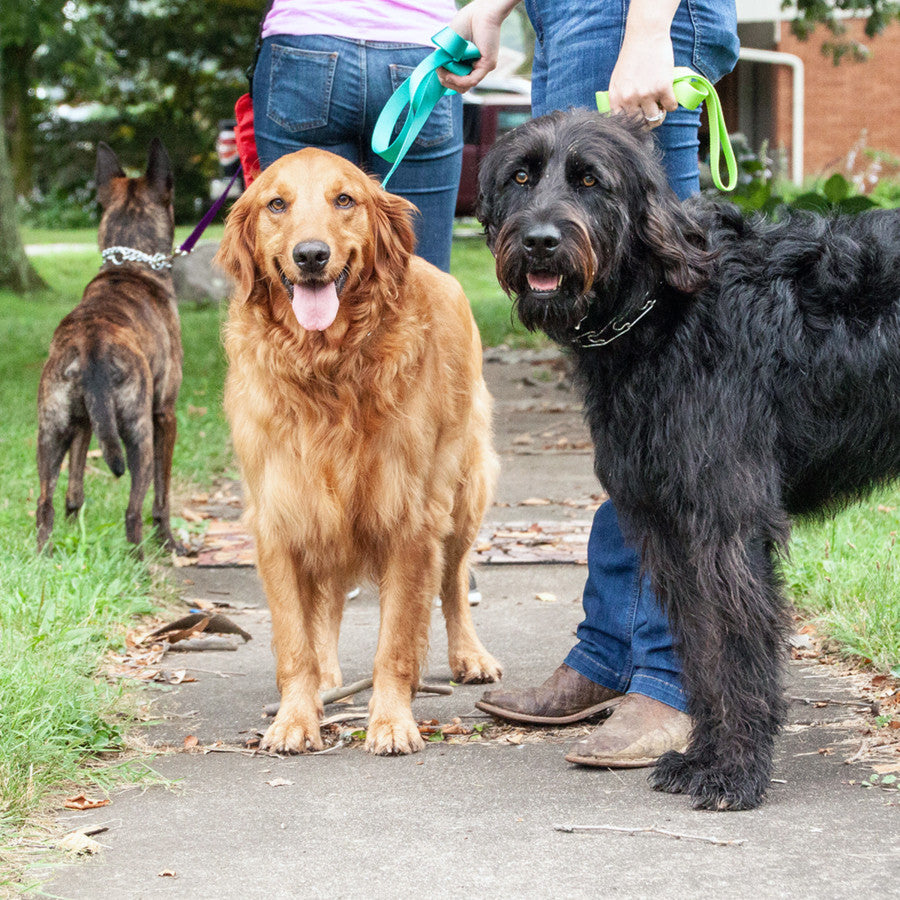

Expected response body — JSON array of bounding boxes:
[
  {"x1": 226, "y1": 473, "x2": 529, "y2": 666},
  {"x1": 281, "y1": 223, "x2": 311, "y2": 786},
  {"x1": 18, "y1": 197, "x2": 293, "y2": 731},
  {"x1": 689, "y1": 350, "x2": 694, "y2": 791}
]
[{"x1": 738, "y1": 47, "x2": 805, "y2": 185}]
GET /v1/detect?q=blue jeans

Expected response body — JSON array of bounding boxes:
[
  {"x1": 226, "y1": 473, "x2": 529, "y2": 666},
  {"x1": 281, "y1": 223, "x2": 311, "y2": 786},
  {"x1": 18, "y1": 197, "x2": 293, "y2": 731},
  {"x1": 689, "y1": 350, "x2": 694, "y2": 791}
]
[
  {"x1": 525, "y1": 0, "x2": 739, "y2": 200},
  {"x1": 525, "y1": 0, "x2": 739, "y2": 711},
  {"x1": 252, "y1": 35, "x2": 463, "y2": 272}
]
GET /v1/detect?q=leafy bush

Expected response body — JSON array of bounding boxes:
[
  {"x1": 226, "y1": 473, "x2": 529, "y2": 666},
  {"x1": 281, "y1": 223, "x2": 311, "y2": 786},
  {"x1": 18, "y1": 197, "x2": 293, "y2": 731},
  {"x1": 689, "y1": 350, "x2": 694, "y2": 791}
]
[{"x1": 704, "y1": 133, "x2": 900, "y2": 216}]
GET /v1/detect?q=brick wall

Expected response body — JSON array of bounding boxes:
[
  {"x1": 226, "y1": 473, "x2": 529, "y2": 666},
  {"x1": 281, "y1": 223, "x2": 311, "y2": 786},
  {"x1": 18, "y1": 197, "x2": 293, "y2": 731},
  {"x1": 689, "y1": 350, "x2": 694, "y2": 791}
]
[{"x1": 774, "y1": 18, "x2": 900, "y2": 176}]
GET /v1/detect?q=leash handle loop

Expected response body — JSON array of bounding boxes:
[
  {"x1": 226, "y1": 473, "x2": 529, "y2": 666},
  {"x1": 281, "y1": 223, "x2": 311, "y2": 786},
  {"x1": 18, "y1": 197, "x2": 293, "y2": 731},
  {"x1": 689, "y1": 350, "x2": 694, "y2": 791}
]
[
  {"x1": 595, "y1": 68, "x2": 738, "y2": 192},
  {"x1": 371, "y1": 27, "x2": 480, "y2": 188}
]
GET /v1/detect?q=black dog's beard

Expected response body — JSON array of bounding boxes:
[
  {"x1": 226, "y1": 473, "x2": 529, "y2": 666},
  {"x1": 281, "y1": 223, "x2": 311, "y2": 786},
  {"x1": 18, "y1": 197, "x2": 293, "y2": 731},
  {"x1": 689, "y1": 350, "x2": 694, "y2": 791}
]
[{"x1": 493, "y1": 208, "x2": 605, "y2": 340}]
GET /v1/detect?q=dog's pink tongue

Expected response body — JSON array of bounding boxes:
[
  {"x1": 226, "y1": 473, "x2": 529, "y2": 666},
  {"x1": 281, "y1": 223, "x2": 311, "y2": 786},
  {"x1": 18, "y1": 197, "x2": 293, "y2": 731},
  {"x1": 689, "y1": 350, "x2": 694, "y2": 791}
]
[
  {"x1": 291, "y1": 282, "x2": 339, "y2": 331},
  {"x1": 527, "y1": 273, "x2": 560, "y2": 292}
]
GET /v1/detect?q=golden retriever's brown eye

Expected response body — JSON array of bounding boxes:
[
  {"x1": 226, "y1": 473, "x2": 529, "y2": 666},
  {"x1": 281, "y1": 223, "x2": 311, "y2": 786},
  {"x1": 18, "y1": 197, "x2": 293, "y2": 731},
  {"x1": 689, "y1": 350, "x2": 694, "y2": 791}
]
[
  {"x1": 335, "y1": 193, "x2": 355, "y2": 209},
  {"x1": 267, "y1": 197, "x2": 286, "y2": 213},
  {"x1": 581, "y1": 174, "x2": 597, "y2": 187},
  {"x1": 513, "y1": 170, "x2": 529, "y2": 185}
]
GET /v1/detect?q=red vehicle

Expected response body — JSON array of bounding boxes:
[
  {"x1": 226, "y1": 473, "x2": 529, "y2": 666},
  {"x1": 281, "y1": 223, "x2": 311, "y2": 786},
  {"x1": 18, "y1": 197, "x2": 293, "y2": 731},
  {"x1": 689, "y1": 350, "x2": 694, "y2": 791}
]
[
  {"x1": 456, "y1": 81, "x2": 531, "y2": 216},
  {"x1": 211, "y1": 80, "x2": 531, "y2": 215}
]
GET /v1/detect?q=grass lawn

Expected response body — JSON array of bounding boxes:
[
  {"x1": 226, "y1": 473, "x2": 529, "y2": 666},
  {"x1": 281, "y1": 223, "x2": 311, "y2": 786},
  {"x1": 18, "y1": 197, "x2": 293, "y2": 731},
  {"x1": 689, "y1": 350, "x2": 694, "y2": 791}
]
[{"x1": 1, "y1": 233, "x2": 898, "y2": 879}]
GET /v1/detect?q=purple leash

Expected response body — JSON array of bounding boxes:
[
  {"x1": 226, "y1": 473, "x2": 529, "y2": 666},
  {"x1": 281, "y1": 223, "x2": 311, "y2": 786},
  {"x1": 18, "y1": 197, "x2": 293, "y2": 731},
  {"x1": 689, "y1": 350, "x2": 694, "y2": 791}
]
[{"x1": 175, "y1": 166, "x2": 242, "y2": 257}]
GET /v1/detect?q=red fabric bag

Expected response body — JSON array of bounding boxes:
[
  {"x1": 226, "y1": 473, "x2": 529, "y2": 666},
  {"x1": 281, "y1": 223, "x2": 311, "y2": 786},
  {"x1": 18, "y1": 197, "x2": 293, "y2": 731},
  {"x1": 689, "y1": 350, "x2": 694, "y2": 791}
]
[{"x1": 234, "y1": 93, "x2": 260, "y2": 184}]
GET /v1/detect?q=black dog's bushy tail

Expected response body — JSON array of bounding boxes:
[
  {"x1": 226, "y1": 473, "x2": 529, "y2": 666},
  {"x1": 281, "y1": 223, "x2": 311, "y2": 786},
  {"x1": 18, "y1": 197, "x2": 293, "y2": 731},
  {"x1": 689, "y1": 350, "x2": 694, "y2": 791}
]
[{"x1": 82, "y1": 359, "x2": 126, "y2": 478}]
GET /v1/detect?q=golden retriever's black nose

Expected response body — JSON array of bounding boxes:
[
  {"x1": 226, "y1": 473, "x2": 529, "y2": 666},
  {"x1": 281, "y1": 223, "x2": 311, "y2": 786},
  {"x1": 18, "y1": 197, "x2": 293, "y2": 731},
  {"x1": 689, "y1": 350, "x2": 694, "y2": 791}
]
[
  {"x1": 293, "y1": 241, "x2": 331, "y2": 273},
  {"x1": 522, "y1": 224, "x2": 561, "y2": 260}
]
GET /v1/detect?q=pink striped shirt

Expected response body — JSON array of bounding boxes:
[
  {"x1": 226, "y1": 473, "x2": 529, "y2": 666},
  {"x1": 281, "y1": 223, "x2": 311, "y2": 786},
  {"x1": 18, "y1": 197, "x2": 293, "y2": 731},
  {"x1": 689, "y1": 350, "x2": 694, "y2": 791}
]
[{"x1": 262, "y1": 0, "x2": 457, "y2": 46}]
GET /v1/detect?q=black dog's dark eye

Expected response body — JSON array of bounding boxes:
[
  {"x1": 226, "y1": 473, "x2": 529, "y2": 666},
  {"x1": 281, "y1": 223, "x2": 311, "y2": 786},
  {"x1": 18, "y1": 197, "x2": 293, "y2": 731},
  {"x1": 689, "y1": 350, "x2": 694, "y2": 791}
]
[
  {"x1": 581, "y1": 174, "x2": 597, "y2": 187},
  {"x1": 513, "y1": 170, "x2": 529, "y2": 185},
  {"x1": 335, "y1": 193, "x2": 355, "y2": 208},
  {"x1": 267, "y1": 197, "x2": 286, "y2": 213}
]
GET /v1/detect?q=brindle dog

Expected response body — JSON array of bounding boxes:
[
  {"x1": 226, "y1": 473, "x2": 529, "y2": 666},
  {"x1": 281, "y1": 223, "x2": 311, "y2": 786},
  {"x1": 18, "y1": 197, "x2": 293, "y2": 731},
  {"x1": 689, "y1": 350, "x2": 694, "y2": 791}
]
[{"x1": 37, "y1": 139, "x2": 182, "y2": 552}]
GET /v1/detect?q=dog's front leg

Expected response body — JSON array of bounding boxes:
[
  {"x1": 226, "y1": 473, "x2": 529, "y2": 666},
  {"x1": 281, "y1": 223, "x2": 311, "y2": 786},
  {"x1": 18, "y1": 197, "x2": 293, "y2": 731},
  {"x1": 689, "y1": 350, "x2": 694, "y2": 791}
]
[
  {"x1": 257, "y1": 543, "x2": 324, "y2": 752},
  {"x1": 440, "y1": 534, "x2": 502, "y2": 683},
  {"x1": 647, "y1": 533, "x2": 787, "y2": 811},
  {"x1": 366, "y1": 540, "x2": 440, "y2": 755}
]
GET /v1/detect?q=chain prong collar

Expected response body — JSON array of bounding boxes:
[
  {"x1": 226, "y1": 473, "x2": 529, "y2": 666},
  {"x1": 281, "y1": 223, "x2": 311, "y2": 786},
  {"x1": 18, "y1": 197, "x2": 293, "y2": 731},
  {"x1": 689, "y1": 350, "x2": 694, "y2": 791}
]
[
  {"x1": 101, "y1": 245, "x2": 174, "y2": 271},
  {"x1": 573, "y1": 291, "x2": 656, "y2": 348}
]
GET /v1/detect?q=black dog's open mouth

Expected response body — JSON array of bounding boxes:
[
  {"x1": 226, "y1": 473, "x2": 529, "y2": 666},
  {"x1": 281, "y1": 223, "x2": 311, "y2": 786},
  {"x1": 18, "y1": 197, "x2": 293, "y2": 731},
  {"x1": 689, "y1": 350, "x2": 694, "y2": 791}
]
[
  {"x1": 525, "y1": 270, "x2": 562, "y2": 295},
  {"x1": 277, "y1": 264, "x2": 350, "y2": 332}
]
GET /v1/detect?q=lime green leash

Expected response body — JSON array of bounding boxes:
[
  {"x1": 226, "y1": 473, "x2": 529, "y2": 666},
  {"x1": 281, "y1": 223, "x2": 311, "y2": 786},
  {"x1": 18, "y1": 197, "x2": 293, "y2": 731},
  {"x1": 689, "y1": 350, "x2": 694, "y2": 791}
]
[
  {"x1": 596, "y1": 67, "x2": 737, "y2": 192},
  {"x1": 372, "y1": 27, "x2": 480, "y2": 188}
]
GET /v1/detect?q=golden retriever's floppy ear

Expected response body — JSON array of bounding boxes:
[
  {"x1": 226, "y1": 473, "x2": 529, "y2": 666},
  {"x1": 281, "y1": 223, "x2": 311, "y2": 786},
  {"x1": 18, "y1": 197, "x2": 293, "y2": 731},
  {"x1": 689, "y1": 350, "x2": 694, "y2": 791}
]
[
  {"x1": 369, "y1": 186, "x2": 416, "y2": 280},
  {"x1": 215, "y1": 187, "x2": 260, "y2": 305}
]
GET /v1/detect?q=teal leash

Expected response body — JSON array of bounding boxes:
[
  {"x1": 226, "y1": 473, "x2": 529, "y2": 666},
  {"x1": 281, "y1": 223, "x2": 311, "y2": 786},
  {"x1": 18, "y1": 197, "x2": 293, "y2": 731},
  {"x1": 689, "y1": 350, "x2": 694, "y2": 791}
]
[{"x1": 371, "y1": 27, "x2": 480, "y2": 188}]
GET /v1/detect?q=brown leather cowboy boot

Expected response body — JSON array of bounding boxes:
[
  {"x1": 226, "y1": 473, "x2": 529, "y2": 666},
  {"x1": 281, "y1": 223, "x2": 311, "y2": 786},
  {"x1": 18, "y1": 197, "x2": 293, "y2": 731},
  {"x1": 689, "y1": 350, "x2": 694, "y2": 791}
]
[
  {"x1": 475, "y1": 663, "x2": 623, "y2": 725},
  {"x1": 563, "y1": 692, "x2": 692, "y2": 768}
]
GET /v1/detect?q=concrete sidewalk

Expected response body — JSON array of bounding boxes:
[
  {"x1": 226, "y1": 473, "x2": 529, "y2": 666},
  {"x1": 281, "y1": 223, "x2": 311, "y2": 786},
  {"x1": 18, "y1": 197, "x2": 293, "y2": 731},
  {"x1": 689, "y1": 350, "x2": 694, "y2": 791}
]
[{"x1": 44, "y1": 350, "x2": 899, "y2": 899}]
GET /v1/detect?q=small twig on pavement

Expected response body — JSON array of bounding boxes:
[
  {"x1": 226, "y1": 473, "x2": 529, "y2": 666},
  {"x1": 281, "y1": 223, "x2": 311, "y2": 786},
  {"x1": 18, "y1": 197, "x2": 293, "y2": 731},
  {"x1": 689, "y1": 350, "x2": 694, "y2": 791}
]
[
  {"x1": 554, "y1": 824, "x2": 745, "y2": 846},
  {"x1": 174, "y1": 666, "x2": 246, "y2": 677},
  {"x1": 789, "y1": 695, "x2": 878, "y2": 713},
  {"x1": 264, "y1": 679, "x2": 454, "y2": 716}
]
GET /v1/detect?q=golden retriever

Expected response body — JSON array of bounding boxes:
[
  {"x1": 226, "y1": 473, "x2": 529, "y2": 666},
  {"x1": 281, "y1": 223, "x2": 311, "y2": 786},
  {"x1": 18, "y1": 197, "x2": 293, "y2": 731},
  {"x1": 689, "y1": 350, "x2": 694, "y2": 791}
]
[{"x1": 216, "y1": 148, "x2": 501, "y2": 755}]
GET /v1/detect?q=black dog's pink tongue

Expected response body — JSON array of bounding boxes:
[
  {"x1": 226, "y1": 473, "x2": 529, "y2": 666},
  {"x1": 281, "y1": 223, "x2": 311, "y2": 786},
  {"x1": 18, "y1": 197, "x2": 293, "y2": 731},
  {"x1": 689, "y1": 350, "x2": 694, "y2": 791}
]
[
  {"x1": 291, "y1": 281, "x2": 339, "y2": 331},
  {"x1": 527, "y1": 272, "x2": 560, "y2": 292}
]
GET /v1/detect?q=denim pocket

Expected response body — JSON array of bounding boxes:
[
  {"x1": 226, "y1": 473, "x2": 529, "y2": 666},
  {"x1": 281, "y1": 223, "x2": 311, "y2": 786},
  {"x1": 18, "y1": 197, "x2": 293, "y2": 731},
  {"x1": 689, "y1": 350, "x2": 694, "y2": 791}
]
[
  {"x1": 267, "y1": 44, "x2": 338, "y2": 132},
  {"x1": 688, "y1": 0, "x2": 740, "y2": 84},
  {"x1": 388, "y1": 64, "x2": 455, "y2": 149}
]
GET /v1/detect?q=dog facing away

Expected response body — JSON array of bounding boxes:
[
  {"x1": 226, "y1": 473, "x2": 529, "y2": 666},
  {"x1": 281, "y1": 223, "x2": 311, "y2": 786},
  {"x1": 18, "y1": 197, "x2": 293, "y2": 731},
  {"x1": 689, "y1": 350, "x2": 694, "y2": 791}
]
[
  {"x1": 476, "y1": 109, "x2": 900, "y2": 810},
  {"x1": 37, "y1": 139, "x2": 182, "y2": 552},
  {"x1": 216, "y1": 148, "x2": 501, "y2": 755}
]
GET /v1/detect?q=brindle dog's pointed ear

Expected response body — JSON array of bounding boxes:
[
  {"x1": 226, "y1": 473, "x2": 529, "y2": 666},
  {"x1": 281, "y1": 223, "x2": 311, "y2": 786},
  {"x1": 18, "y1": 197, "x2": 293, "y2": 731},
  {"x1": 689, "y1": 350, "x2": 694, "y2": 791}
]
[
  {"x1": 145, "y1": 138, "x2": 174, "y2": 201},
  {"x1": 95, "y1": 142, "x2": 126, "y2": 209}
]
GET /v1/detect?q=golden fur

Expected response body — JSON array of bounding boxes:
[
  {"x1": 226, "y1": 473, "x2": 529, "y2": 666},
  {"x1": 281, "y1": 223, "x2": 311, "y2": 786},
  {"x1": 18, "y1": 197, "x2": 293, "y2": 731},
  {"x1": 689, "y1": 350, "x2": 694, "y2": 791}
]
[{"x1": 217, "y1": 149, "x2": 500, "y2": 755}]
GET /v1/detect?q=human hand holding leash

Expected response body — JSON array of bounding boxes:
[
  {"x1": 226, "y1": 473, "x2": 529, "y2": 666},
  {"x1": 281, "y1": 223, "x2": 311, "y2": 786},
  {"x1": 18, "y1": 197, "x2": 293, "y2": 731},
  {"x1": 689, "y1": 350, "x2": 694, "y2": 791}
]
[
  {"x1": 607, "y1": 0, "x2": 680, "y2": 128},
  {"x1": 436, "y1": 0, "x2": 518, "y2": 93}
]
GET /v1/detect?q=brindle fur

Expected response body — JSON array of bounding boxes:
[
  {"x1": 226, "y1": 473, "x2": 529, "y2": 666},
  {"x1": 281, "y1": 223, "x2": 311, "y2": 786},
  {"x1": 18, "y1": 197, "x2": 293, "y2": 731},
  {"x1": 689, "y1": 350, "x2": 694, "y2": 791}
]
[{"x1": 36, "y1": 139, "x2": 182, "y2": 552}]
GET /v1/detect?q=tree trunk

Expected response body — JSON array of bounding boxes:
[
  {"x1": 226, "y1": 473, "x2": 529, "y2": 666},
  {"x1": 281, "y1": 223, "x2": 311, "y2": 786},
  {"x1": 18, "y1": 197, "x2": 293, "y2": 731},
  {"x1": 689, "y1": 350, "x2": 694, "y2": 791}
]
[
  {"x1": 2, "y1": 43, "x2": 36, "y2": 196},
  {"x1": 0, "y1": 73, "x2": 45, "y2": 293}
]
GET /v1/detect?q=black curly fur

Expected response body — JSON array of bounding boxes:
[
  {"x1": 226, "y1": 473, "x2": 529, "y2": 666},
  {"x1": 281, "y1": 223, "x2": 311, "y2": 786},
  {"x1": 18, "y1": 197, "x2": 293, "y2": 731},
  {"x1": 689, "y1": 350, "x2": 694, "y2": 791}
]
[{"x1": 476, "y1": 109, "x2": 900, "y2": 811}]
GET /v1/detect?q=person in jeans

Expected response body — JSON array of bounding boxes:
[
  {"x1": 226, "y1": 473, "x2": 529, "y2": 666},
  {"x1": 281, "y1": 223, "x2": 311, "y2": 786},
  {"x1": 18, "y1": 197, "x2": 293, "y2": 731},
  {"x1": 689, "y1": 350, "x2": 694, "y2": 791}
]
[
  {"x1": 251, "y1": 0, "x2": 462, "y2": 272},
  {"x1": 440, "y1": 0, "x2": 740, "y2": 768}
]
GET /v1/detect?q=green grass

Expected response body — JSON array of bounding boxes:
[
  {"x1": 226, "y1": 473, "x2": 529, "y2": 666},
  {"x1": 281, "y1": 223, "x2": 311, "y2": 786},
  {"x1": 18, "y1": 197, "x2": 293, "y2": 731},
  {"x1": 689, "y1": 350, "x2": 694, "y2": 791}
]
[
  {"x1": 0, "y1": 252, "x2": 231, "y2": 882},
  {"x1": 20, "y1": 224, "x2": 226, "y2": 248},
  {"x1": 451, "y1": 236, "x2": 539, "y2": 348},
  {"x1": 784, "y1": 490, "x2": 900, "y2": 673}
]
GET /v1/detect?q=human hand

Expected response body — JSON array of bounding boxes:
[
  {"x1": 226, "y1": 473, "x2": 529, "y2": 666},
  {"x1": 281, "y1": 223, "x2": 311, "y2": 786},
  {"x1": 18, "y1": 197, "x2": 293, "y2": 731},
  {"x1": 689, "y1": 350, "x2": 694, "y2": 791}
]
[
  {"x1": 607, "y1": 20, "x2": 678, "y2": 128},
  {"x1": 436, "y1": 0, "x2": 518, "y2": 94}
]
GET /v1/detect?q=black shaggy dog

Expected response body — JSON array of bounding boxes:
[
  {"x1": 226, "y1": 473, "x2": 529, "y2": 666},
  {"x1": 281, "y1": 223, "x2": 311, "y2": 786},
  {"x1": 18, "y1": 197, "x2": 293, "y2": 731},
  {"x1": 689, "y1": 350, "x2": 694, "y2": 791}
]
[{"x1": 476, "y1": 109, "x2": 900, "y2": 811}]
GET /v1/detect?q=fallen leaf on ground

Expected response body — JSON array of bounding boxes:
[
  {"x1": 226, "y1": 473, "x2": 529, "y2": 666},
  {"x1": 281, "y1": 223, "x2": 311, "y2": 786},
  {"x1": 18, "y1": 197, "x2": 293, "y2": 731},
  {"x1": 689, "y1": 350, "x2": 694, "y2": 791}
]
[
  {"x1": 536, "y1": 592, "x2": 558, "y2": 603},
  {"x1": 57, "y1": 831, "x2": 103, "y2": 855},
  {"x1": 521, "y1": 497, "x2": 551, "y2": 506},
  {"x1": 158, "y1": 870, "x2": 177, "y2": 878},
  {"x1": 183, "y1": 735, "x2": 199, "y2": 749},
  {"x1": 64, "y1": 795, "x2": 109, "y2": 811},
  {"x1": 265, "y1": 778, "x2": 294, "y2": 787}
]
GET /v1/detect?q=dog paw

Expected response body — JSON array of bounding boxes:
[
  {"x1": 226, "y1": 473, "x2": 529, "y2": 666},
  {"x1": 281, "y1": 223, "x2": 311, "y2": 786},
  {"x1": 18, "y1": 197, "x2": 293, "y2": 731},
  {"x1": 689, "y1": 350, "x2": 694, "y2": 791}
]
[
  {"x1": 686, "y1": 768, "x2": 767, "y2": 812},
  {"x1": 261, "y1": 712, "x2": 324, "y2": 754},
  {"x1": 450, "y1": 650, "x2": 503, "y2": 685},
  {"x1": 649, "y1": 750, "x2": 695, "y2": 794},
  {"x1": 365, "y1": 716, "x2": 425, "y2": 755}
]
